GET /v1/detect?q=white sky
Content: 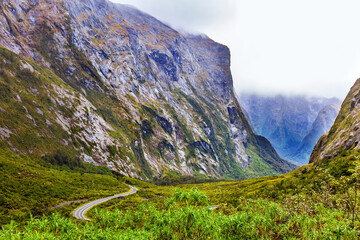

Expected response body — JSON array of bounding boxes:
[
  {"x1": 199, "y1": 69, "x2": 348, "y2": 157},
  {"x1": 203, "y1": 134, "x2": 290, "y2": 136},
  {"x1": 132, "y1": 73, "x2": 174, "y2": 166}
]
[{"x1": 112, "y1": 0, "x2": 360, "y2": 99}]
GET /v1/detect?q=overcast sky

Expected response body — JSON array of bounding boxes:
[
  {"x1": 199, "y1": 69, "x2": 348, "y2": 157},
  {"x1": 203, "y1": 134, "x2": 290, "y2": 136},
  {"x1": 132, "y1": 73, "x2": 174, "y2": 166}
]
[{"x1": 112, "y1": 0, "x2": 360, "y2": 100}]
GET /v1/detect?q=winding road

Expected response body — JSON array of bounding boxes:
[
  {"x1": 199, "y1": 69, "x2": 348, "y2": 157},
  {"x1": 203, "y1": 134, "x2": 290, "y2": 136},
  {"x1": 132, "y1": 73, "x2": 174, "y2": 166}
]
[{"x1": 72, "y1": 184, "x2": 138, "y2": 221}]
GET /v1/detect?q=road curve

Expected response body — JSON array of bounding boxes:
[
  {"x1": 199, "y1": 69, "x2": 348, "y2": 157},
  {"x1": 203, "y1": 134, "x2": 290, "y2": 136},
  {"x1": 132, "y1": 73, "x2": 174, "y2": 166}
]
[{"x1": 72, "y1": 184, "x2": 138, "y2": 221}]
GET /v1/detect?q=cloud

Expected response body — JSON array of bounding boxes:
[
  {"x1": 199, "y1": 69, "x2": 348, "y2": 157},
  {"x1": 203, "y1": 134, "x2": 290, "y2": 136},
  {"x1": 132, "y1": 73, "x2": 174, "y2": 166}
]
[
  {"x1": 114, "y1": 0, "x2": 235, "y2": 30},
  {"x1": 111, "y1": 0, "x2": 360, "y2": 100}
]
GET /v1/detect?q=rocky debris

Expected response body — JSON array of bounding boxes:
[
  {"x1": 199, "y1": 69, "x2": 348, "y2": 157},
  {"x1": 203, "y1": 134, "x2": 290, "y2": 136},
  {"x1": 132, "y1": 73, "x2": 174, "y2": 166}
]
[{"x1": 0, "y1": 127, "x2": 12, "y2": 140}]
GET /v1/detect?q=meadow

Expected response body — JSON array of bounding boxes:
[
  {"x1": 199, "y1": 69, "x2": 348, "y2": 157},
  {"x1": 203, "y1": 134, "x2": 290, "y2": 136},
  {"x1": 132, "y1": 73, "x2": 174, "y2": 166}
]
[{"x1": 1, "y1": 149, "x2": 360, "y2": 239}]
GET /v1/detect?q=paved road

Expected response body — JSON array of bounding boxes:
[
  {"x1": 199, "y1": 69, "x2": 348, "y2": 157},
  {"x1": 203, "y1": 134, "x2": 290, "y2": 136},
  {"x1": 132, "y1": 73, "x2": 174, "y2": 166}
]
[{"x1": 72, "y1": 184, "x2": 138, "y2": 221}]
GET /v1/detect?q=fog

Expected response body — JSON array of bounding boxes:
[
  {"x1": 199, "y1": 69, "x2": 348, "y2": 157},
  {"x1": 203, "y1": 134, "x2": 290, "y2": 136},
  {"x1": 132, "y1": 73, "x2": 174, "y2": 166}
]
[{"x1": 112, "y1": 0, "x2": 360, "y2": 99}]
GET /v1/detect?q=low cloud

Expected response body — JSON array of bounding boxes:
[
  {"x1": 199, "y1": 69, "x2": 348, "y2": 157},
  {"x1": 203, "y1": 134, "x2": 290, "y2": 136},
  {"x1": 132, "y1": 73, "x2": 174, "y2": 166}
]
[{"x1": 112, "y1": 0, "x2": 360, "y2": 99}]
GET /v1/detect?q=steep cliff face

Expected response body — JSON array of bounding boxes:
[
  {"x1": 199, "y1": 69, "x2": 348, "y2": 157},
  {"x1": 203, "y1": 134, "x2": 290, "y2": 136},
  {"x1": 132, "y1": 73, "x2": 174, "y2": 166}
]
[
  {"x1": 240, "y1": 93, "x2": 340, "y2": 164},
  {"x1": 291, "y1": 104, "x2": 340, "y2": 164},
  {"x1": 310, "y1": 79, "x2": 360, "y2": 164},
  {"x1": 0, "y1": 0, "x2": 295, "y2": 179}
]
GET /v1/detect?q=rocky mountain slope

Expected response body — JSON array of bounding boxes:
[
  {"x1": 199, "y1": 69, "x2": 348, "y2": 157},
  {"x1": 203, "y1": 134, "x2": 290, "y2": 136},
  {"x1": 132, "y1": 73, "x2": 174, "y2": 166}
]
[
  {"x1": 310, "y1": 79, "x2": 360, "y2": 164},
  {"x1": 291, "y1": 104, "x2": 340, "y2": 164},
  {"x1": 0, "y1": 0, "x2": 295, "y2": 179},
  {"x1": 239, "y1": 93, "x2": 340, "y2": 164}
]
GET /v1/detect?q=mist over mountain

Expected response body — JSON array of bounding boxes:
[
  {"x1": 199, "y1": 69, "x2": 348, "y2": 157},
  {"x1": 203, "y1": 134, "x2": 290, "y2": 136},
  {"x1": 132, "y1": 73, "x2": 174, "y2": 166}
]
[
  {"x1": 290, "y1": 104, "x2": 340, "y2": 164},
  {"x1": 239, "y1": 93, "x2": 341, "y2": 165},
  {"x1": 2, "y1": 1, "x2": 360, "y2": 238},
  {"x1": 0, "y1": 0, "x2": 296, "y2": 180}
]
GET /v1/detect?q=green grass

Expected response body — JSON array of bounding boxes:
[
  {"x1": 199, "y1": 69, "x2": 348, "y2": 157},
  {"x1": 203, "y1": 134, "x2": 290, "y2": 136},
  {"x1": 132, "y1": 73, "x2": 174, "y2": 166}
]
[
  {"x1": 0, "y1": 148, "x2": 127, "y2": 225},
  {"x1": 1, "y1": 32, "x2": 360, "y2": 239},
  {"x1": 1, "y1": 188, "x2": 358, "y2": 239},
  {"x1": 1, "y1": 149, "x2": 360, "y2": 238}
]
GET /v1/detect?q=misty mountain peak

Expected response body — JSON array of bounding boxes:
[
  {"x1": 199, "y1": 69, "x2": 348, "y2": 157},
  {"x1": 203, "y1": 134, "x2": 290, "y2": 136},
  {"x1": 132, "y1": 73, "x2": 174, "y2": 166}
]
[{"x1": 0, "y1": 0, "x2": 295, "y2": 179}]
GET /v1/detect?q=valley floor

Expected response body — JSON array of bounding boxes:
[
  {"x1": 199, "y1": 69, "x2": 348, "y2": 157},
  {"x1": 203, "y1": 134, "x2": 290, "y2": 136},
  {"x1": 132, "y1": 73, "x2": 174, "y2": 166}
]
[{"x1": 1, "y1": 148, "x2": 360, "y2": 239}]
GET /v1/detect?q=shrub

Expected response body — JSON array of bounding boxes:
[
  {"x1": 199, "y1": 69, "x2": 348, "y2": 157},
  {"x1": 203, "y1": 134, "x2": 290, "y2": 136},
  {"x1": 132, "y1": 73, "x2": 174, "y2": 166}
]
[
  {"x1": 166, "y1": 188, "x2": 209, "y2": 207},
  {"x1": 42, "y1": 149, "x2": 81, "y2": 168}
]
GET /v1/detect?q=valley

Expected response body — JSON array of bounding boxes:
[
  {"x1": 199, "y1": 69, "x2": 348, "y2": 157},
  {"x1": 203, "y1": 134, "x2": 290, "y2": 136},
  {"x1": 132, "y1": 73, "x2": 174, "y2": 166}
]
[
  {"x1": 0, "y1": 0, "x2": 359, "y2": 239},
  {"x1": 240, "y1": 93, "x2": 341, "y2": 165},
  {"x1": 2, "y1": 149, "x2": 360, "y2": 238},
  {"x1": 0, "y1": 0, "x2": 295, "y2": 180}
]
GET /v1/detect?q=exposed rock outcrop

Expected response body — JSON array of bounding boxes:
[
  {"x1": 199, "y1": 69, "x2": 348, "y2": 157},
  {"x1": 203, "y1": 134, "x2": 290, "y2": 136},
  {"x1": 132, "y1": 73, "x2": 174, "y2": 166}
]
[
  {"x1": 310, "y1": 79, "x2": 360, "y2": 164},
  {"x1": 0, "y1": 0, "x2": 295, "y2": 179}
]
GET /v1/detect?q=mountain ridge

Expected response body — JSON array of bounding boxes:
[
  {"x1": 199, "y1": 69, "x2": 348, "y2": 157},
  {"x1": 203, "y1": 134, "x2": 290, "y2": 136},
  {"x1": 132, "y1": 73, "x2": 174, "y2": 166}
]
[
  {"x1": 310, "y1": 78, "x2": 360, "y2": 164},
  {"x1": 291, "y1": 103, "x2": 340, "y2": 164},
  {"x1": 0, "y1": 0, "x2": 295, "y2": 179},
  {"x1": 239, "y1": 93, "x2": 341, "y2": 164}
]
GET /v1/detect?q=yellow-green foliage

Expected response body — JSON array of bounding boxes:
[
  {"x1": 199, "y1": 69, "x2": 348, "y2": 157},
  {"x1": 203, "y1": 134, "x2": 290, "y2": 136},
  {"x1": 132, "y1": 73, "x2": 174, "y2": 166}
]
[
  {"x1": 0, "y1": 48, "x2": 80, "y2": 157},
  {"x1": 311, "y1": 78, "x2": 360, "y2": 163},
  {"x1": 0, "y1": 148, "x2": 127, "y2": 225},
  {"x1": 1, "y1": 148, "x2": 360, "y2": 238},
  {"x1": 1, "y1": 189, "x2": 358, "y2": 239}
]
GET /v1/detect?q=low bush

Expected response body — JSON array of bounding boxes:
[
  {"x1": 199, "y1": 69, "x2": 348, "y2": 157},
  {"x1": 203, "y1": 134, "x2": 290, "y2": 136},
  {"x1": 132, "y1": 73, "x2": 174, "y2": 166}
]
[{"x1": 1, "y1": 196, "x2": 358, "y2": 239}]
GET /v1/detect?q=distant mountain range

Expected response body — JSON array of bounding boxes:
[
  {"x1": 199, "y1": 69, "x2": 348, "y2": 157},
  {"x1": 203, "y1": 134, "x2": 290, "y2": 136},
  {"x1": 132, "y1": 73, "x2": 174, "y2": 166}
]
[
  {"x1": 292, "y1": 104, "x2": 340, "y2": 164},
  {"x1": 239, "y1": 93, "x2": 341, "y2": 165}
]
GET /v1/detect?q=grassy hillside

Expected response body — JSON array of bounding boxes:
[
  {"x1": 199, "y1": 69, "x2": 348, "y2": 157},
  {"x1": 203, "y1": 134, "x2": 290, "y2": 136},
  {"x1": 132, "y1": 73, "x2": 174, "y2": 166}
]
[
  {"x1": 1, "y1": 148, "x2": 359, "y2": 238},
  {"x1": 1, "y1": 196, "x2": 357, "y2": 239},
  {"x1": 310, "y1": 79, "x2": 360, "y2": 165},
  {"x1": 0, "y1": 147, "x2": 127, "y2": 225}
]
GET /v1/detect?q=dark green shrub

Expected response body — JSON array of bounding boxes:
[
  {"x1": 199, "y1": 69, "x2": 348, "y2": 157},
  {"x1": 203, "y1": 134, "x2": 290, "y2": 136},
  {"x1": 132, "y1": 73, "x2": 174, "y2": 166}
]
[{"x1": 42, "y1": 149, "x2": 81, "y2": 168}]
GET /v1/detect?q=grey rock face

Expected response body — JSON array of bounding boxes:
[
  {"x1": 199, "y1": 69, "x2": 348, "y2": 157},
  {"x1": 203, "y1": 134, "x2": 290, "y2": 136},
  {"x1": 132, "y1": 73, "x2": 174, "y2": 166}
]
[{"x1": 0, "y1": 0, "x2": 295, "y2": 178}]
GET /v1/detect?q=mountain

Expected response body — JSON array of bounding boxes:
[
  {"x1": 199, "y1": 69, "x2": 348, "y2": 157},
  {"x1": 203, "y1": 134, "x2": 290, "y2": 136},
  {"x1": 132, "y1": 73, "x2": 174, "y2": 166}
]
[
  {"x1": 0, "y1": 0, "x2": 295, "y2": 179},
  {"x1": 310, "y1": 79, "x2": 360, "y2": 164},
  {"x1": 239, "y1": 93, "x2": 341, "y2": 164},
  {"x1": 290, "y1": 104, "x2": 340, "y2": 164}
]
